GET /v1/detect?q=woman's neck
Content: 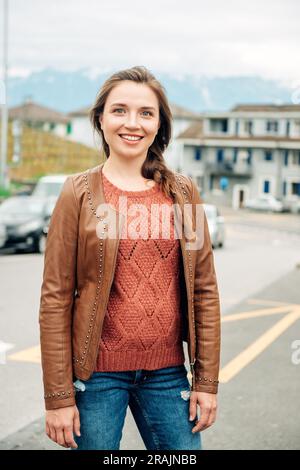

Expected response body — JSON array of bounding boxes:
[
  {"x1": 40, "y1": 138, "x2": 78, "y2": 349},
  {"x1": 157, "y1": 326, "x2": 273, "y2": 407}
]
[{"x1": 102, "y1": 159, "x2": 155, "y2": 191}]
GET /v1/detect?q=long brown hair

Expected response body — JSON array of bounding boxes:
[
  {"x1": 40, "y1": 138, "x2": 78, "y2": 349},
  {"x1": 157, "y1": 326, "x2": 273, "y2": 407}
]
[{"x1": 89, "y1": 65, "x2": 183, "y2": 203}]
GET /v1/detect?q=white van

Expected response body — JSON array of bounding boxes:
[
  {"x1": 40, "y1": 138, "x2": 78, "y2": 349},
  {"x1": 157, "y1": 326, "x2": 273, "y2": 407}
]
[{"x1": 31, "y1": 174, "x2": 68, "y2": 199}]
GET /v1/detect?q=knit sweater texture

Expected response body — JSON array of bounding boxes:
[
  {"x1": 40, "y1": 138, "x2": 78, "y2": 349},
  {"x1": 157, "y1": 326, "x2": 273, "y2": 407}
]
[{"x1": 95, "y1": 169, "x2": 185, "y2": 372}]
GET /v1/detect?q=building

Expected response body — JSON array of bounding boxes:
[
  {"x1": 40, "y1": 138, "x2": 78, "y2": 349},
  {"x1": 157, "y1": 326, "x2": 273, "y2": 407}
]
[
  {"x1": 175, "y1": 104, "x2": 300, "y2": 209},
  {"x1": 67, "y1": 106, "x2": 97, "y2": 148},
  {"x1": 8, "y1": 99, "x2": 71, "y2": 138}
]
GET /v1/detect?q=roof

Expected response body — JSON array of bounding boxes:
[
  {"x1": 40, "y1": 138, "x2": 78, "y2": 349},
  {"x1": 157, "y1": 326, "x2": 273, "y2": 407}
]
[
  {"x1": 231, "y1": 104, "x2": 300, "y2": 112},
  {"x1": 177, "y1": 121, "x2": 300, "y2": 143},
  {"x1": 9, "y1": 100, "x2": 69, "y2": 124},
  {"x1": 177, "y1": 121, "x2": 204, "y2": 139},
  {"x1": 67, "y1": 106, "x2": 92, "y2": 117},
  {"x1": 170, "y1": 103, "x2": 202, "y2": 119}
]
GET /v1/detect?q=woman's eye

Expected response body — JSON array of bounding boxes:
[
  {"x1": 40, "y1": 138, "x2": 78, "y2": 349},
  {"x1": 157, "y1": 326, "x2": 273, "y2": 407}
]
[{"x1": 114, "y1": 108, "x2": 124, "y2": 113}]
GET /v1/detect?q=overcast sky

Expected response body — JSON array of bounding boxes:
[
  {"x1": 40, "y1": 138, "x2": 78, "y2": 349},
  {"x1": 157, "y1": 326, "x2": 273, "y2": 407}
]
[{"x1": 2, "y1": 0, "x2": 300, "y2": 84}]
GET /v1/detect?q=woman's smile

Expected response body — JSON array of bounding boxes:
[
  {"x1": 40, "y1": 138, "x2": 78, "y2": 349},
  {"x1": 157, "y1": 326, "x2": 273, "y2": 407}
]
[{"x1": 119, "y1": 134, "x2": 144, "y2": 144}]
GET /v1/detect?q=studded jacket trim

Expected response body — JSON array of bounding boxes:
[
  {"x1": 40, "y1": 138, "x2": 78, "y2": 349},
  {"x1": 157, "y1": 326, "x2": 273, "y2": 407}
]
[{"x1": 38, "y1": 163, "x2": 221, "y2": 410}]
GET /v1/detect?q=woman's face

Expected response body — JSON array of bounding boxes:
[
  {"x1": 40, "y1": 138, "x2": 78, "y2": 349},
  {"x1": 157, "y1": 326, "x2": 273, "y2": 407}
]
[{"x1": 99, "y1": 80, "x2": 161, "y2": 160}]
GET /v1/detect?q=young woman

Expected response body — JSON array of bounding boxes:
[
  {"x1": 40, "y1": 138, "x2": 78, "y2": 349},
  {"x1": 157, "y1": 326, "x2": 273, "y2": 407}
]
[{"x1": 39, "y1": 65, "x2": 221, "y2": 450}]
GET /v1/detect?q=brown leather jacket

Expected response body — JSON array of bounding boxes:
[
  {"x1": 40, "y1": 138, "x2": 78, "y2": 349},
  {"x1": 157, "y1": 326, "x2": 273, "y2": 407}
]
[{"x1": 39, "y1": 162, "x2": 221, "y2": 410}]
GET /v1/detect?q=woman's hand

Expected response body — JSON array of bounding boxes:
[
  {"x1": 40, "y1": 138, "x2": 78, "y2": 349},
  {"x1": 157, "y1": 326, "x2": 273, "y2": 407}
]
[
  {"x1": 189, "y1": 391, "x2": 217, "y2": 433},
  {"x1": 46, "y1": 405, "x2": 81, "y2": 448}
]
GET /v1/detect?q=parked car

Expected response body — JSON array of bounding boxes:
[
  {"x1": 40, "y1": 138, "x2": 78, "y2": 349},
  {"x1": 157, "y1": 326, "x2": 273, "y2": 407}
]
[
  {"x1": 292, "y1": 199, "x2": 300, "y2": 214},
  {"x1": 244, "y1": 195, "x2": 285, "y2": 213},
  {"x1": 284, "y1": 195, "x2": 300, "y2": 214},
  {"x1": 31, "y1": 174, "x2": 68, "y2": 198},
  {"x1": 0, "y1": 196, "x2": 55, "y2": 253},
  {"x1": 204, "y1": 204, "x2": 225, "y2": 248}
]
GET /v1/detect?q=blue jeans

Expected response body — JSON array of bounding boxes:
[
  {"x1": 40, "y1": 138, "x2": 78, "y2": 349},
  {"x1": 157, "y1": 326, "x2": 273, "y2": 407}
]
[{"x1": 71, "y1": 364, "x2": 202, "y2": 450}]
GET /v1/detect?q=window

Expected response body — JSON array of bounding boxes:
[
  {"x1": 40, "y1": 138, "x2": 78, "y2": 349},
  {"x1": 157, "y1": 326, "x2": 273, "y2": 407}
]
[
  {"x1": 66, "y1": 122, "x2": 72, "y2": 135},
  {"x1": 233, "y1": 148, "x2": 238, "y2": 163},
  {"x1": 244, "y1": 120, "x2": 253, "y2": 135},
  {"x1": 216, "y1": 148, "x2": 224, "y2": 163},
  {"x1": 222, "y1": 120, "x2": 228, "y2": 132},
  {"x1": 194, "y1": 147, "x2": 202, "y2": 161},
  {"x1": 266, "y1": 120, "x2": 278, "y2": 132},
  {"x1": 210, "y1": 119, "x2": 228, "y2": 133},
  {"x1": 235, "y1": 120, "x2": 239, "y2": 135},
  {"x1": 247, "y1": 149, "x2": 252, "y2": 164},
  {"x1": 291, "y1": 182, "x2": 300, "y2": 196},
  {"x1": 294, "y1": 120, "x2": 300, "y2": 136},
  {"x1": 284, "y1": 150, "x2": 289, "y2": 166},
  {"x1": 264, "y1": 151, "x2": 273, "y2": 161},
  {"x1": 286, "y1": 121, "x2": 290, "y2": 136},
  {"x1": 290, "y1": 150, "x2": 300, "y2": 166},
  {"x1": 263, "y1": 180, "x2": 270, "y2": 193}
]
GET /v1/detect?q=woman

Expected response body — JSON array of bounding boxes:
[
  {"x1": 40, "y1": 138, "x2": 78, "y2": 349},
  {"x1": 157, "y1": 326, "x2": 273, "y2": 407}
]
[{"x1": 39, "y1": 65, "x2": 221, "y2": 450}]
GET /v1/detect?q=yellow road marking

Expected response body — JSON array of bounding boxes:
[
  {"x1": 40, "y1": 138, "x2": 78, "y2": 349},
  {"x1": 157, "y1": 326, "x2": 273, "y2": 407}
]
[
  {"x1": 7, "y1": 302, "x2": 300, "y2": 386},
  {"x1": 222, "y1": 305, "x2": 294, "y2": 322},
  {"x1": 8, "y1": 345, "x2": 41, "y2": 363},
  {"x1": 247, "y1": 298, "x2": 298, "y2": 307},
  {"x1": 219, "y1": 307, "x2": 300, "y2": 383}
]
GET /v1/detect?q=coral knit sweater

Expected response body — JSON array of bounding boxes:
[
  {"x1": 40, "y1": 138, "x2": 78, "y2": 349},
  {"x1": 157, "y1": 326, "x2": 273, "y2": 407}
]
[{"x1": 95, "y1": 170, "x2": 185, "y2": 372}]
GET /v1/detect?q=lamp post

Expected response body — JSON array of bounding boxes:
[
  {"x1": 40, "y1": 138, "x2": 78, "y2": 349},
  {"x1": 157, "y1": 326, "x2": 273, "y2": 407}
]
[{"x1": 0, "y1": 0, "x2": 9, "y2": 189}]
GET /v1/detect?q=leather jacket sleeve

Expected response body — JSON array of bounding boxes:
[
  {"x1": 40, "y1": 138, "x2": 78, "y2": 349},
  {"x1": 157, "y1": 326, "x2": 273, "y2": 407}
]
[
  {"x1": 189, "y1": 178, "x2": 221, "y2": 394},
  {"x1": 38, "y1": 176, "x2": 79, "y2": 410}
]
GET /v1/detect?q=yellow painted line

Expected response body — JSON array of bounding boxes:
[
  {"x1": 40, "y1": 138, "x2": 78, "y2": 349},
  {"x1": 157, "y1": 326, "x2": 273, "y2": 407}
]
[
  {"x1": 247, "y1": 298, "x2": 299, "y2": 307},
  {"x1": 7, "y1": 303, "x2": 300, "y2": 388},
  {"x1": 219, "y1": 308, "x2": 300, "y2": 383},
  {"x1": 222, "y1": 305, "x2": 294, "y2": 323},
  {"x1": 8, "y1": 345, "x2": 41, "y2": 364}
]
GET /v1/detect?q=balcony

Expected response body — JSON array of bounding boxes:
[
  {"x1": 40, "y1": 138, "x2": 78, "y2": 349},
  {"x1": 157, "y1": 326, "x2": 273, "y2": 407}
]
[{"x1": 205, "y1": 160, "x2": 253, "y2": 177}]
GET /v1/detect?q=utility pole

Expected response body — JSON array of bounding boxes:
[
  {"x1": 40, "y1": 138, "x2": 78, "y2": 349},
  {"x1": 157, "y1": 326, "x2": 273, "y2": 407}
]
[{"x1": 1, "y1": 0, "x2": 9, "y2": 189}]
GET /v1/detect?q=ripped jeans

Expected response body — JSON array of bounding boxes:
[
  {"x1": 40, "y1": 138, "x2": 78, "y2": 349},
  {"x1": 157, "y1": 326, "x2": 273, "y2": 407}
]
[{"x1": 71, "y1": 364, "x2": 202, "y2": 450}]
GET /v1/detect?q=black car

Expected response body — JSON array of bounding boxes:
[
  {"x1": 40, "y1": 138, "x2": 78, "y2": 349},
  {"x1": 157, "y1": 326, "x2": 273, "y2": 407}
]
[{"x1": 0, "y1": 195, "x2": 56, "y2": 253}]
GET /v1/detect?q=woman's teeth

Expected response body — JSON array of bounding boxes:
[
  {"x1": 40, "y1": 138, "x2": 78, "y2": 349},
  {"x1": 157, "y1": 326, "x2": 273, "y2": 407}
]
[{"x1": 120, "y1": 135, "x2": 143, "y2": 141}]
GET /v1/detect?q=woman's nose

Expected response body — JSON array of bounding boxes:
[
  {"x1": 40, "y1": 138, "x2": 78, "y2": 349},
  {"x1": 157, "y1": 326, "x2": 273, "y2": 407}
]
[{"x1": 125, "y1": 114, "x2": 141, "y2": 128}]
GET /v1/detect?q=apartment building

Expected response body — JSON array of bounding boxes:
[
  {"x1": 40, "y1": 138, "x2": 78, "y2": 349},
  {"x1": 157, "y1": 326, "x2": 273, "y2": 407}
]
[{"x1": 173, "y1": 104, "x2": 300, "y2": 209}]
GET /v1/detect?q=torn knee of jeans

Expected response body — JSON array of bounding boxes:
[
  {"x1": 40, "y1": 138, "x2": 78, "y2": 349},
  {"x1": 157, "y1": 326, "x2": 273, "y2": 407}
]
[
  {"x1": 73, "y1": 379, "x2": 86, "y2": 392},
  {"x1": 180, "y1": 390, "x2": 191, "y2": 401}
]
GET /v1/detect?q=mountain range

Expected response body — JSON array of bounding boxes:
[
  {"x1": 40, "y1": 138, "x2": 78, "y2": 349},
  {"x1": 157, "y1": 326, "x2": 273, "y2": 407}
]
[{"x1": 7, "y1": 67, "x2": 294, "y2": 114}]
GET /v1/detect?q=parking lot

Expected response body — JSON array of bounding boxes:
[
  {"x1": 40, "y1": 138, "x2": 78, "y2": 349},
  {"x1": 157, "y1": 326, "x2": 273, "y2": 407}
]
[{"x1": 0, "y1": 207, "x2": 299, "y2": 450}]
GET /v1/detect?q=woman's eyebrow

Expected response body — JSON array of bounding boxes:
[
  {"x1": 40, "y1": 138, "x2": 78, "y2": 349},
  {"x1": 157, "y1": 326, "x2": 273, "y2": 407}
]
[{"x1": 109, "y1": 102, "x2": 156, "y2": 110}]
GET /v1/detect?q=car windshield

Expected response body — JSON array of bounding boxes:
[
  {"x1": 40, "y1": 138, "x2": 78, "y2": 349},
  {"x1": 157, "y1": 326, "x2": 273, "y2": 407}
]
[
  {"x1": 0, "y1": 198, "x2": 45, "y2": 215},
  {"x1": 32, "y1": 181, "x2": 64, "y2": 197}
]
